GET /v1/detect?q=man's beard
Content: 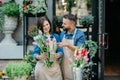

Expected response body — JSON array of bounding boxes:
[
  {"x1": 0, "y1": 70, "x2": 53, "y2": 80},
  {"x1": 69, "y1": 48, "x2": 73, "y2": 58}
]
[
  {"x1": 63, "y1": 28, "x2": 68, "y2": 32},
  {"x1": 63, "y1": 27, "x2": 69, "y2": 31}
]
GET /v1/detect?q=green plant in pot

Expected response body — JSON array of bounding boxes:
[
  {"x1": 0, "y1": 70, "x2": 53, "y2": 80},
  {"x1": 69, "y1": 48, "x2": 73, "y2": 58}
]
[
  {"x1": 0, "y1": 0, "x2": 20, "y2": 45},
  {"x1": 0, "y1": 1, "x2": 4, "y2": 31},
  {"x1": 23, "y1": 50, "x2": 37, "y2": 69},
  {"x1": 83, "y1": 40, "x2": 98, "y2": 79},
  {"x1": 0, "y1": 0, "x2": 19, "y2": 30},
  {"x1": 2, "y1": 0, "x2": 19, "y2": 17},
  {"x1": 0, "y1": 8, "x2": 4, "y2": 31},
  {"x1": 4, "y1": 61, "x2": 33, "y2": 80},
  {"x1": 79, "y1": 14, "x2": 94, "y2": 27}
]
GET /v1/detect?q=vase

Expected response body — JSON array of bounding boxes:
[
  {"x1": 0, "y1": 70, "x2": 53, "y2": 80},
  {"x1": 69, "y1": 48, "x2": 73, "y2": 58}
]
[
  {"x1": 0, "y1": 15, "x2": 18, "y2": 45},
  {"x1": 73, "y1": 67, "x2": 83, "y2": 80}
]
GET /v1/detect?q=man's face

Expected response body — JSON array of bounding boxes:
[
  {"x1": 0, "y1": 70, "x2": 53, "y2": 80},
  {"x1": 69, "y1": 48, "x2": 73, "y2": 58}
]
[{"x1": 62, "y1": 18, "x2": 72, "y2": 30}]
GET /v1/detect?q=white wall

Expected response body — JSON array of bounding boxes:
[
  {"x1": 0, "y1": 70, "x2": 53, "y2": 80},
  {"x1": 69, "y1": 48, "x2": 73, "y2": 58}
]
[{"x1": 0, "y1": 0, "x2": 54, "y2": 59}]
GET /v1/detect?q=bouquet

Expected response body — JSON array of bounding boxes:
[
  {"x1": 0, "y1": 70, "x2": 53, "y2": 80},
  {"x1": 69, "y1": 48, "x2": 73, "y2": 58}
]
[
  {"x1": 28, "y1": 24, "x2": 57, "y2": 68},
  {"x1": 72, "y1": 40, "x2": 98, "y2": 80},
  {"x1": 72, "y1": 46, "x2": 89, "y2": 80},
  {"x1": 73, "y1": 46, "x2": 89, "y2": 68}
]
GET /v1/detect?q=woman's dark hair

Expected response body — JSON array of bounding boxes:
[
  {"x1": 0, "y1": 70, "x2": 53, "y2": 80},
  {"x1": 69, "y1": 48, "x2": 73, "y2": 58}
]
[{"x1": 37, "y1": 16, "x2": 52, "y2": 33}]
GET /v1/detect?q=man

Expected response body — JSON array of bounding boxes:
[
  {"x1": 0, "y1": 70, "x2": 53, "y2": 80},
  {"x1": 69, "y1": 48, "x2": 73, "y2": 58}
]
[{"x1": 58, "y1": 13, "x2": 85, "y2": 80}]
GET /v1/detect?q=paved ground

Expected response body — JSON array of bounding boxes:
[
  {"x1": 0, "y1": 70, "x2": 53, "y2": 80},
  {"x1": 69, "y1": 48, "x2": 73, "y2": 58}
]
[
  {"x1": 1, "y1": 60, "x2": 120, "y2": 80},
  {"x1": 0, "y1": 59, "x2": 22, "y2": 71},
  {"x1": 104, "y1": 76, "x2": 120, "y2": 80}
]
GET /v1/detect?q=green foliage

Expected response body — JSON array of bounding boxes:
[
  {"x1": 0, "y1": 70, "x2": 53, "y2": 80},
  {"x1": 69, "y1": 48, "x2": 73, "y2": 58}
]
[
  {"x1": 83, "y1": 40, "x2": 98, "y2": 79},
  {"x1": 23, "y1": 50, "x2": 37, "y2": 69},
  {"x1": 53, "y1": 16, "x2": 63, "y2": 29},
  {"x1": 4, "y1": 61, "x2": 33, "y2": 80},
  {"x1": 54, "y1": 16, "x2": 63, "y2": 23},
  {"x1": 86, "y1": 0, "x2": 92, "y2": 10},
  {"x1": 80, "y1": 14, "x2": 94, "y2": 27},
  {"x1": 22, "y1": 0, "x2": 48, "y2": 15},
  {"x1": 65, "y1": 0, "x2": 76, "y2": 13},
  {"x1": 2, "y1": 1, "x2": 19, "y2": 17},
  {"x1": 28, "y1": 25, "x2": 38, "y2": 38},
  {"x1": 0, "y1": 7, "x2": 4, "y2": 30},
  {"x1": 85, "y1": 40, "x2": 98, "y2": 59}
]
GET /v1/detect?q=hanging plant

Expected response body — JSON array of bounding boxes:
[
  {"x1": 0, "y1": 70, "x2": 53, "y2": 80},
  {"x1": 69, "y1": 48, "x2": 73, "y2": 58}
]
[{"x1": 22, "y1": 0, "x2": 48, "y2": 15}]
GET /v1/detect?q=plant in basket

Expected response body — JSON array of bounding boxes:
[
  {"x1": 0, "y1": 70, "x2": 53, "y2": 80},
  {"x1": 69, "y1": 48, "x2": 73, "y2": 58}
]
[{"x1": 22, "y1": 0, "x2": 48, "y2": 15}]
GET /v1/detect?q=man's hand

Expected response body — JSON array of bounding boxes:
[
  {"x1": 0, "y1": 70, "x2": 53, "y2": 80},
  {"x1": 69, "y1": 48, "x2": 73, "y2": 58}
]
[
  {"x1": 57, "y1": 42, "x2": 68, "y2": 48},
  {"x1": 57, "y1": 42, "x2": 76, "y2": 52}
]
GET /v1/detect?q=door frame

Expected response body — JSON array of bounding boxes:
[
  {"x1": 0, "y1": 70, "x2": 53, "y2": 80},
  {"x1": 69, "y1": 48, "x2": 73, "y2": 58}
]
[
  {"x1": 93, "y1": 0, "x2": 106, "y2": 80},
  {"x1": 98, "y1": 0, "x2": 106, "y2": 80}
]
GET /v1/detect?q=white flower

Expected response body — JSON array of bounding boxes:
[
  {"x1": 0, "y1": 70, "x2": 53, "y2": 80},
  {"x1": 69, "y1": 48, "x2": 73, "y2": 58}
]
[
  {"x1": 33, "y1": 35, "x2": 41, "y2": 41},
  {"x1": 38, "y1": 30, "x2": 42, "y2": 35}
]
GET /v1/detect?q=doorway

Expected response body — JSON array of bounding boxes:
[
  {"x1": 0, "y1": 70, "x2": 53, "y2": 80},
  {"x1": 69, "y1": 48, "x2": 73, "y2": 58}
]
[{"x1": 105, "y1": 0, "x2": 120, "y2": 76}]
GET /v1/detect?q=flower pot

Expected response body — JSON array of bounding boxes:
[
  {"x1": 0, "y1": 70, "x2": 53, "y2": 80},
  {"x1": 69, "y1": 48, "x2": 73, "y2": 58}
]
[
  {"x1": 73, "y1": 67, "x2": 83, "y2": 80},
  {"x1": 14, "y1": 76, "x2": 26, "y2": 80},
  {"x1": 2, "y1": 75, "x2": 27, "y2": 80},
  {"x1": 0, "y1": 15, "x2": 18, "y2": 45}
]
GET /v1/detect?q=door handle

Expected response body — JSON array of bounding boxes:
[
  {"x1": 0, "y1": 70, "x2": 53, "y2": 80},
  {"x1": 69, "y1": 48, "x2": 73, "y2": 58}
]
[{"x1": 102, "y1": 33, "x2": 108, "y2": 49}]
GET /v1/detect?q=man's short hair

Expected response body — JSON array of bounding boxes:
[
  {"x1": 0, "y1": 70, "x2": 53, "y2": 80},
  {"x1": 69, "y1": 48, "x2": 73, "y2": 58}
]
[{"x1": 63, "y1": 13, "x2": 77, "y2": 23}]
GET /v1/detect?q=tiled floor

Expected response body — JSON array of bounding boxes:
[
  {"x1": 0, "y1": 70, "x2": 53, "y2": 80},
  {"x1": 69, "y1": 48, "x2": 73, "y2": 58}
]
[
  {"x1": 104, "y1": 65, "x2": 120, "y2": 76},
  {"x1": 104, "y1": 76, "x2": 120, "y2": 80},
  {"x1": 104, "y1": 64, "x2": 120, "y2": 80}
]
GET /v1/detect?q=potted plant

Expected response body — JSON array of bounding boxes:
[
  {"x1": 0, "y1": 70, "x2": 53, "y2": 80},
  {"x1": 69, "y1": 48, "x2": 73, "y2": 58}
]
[
  {"x1": 4, "y1": 61, "x2": 33, "y2": 80},
  {"x1": 22, "y1": 0, "x2": 48, "y2": 15},
  {"x1": 0, "y1": 6, "x2": 4, "y2": 31},
  {"x1": 83, "y1": 40, "x2": 98, "y2": 79},
  {"x1": 2, "y1": 0, "x2": 19, "y2": 17},
  {"x1": 79, "y1": 14, "x2": 94, "y2": 27},
  {"x1": 0, "y1": 0, "x2": 4, "y2": 31},
  {"x1": 0, "y1": 0, "x2": 20, "y2": 45},
  {"x1": 23, "y1": 50, "x2": 37, "y2": 69}
]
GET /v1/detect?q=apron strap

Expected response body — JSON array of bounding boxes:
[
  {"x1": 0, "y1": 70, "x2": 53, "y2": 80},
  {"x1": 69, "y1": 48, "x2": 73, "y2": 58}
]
[
  {"x1": 72, "y1": 28, "x2": 77, "y2": 40},
  {"x1": 63, "y1": 28, "x2": 77, "y2": 40}
]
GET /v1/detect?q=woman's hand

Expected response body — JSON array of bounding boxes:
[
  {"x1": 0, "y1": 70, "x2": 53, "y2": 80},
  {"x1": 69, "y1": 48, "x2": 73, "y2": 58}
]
[
  {"x1": 54, "y1": 53, "x2": 61, "y2": 60},
  {"x1": 36, "y1": 53, "x2": 48, "y2": 60}
]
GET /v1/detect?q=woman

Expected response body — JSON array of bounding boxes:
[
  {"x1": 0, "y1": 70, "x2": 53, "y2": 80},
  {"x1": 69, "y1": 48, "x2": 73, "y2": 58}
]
[{"x1": 33, "y1": 16, "x2": 63, "y2": 80}]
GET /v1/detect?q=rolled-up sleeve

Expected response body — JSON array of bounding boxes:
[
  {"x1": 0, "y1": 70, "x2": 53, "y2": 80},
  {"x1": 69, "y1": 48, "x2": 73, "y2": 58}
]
[
  {"x1": 33, "y1": 45, "x2": 40, "y2": 59},
  {"x1": 75, "y1": 29, "x2": 85, "y2": 46}
]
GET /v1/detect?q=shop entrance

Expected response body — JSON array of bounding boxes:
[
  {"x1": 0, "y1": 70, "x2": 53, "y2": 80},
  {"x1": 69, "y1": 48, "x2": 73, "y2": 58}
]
[{"x1": 105, "y1": 0, "x2": 120, "y2": 77}]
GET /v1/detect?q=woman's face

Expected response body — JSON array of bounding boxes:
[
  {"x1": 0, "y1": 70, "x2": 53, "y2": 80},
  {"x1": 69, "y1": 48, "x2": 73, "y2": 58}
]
[{"x1": 42, "y1": 20, "x2": 50, "y2": 34}]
